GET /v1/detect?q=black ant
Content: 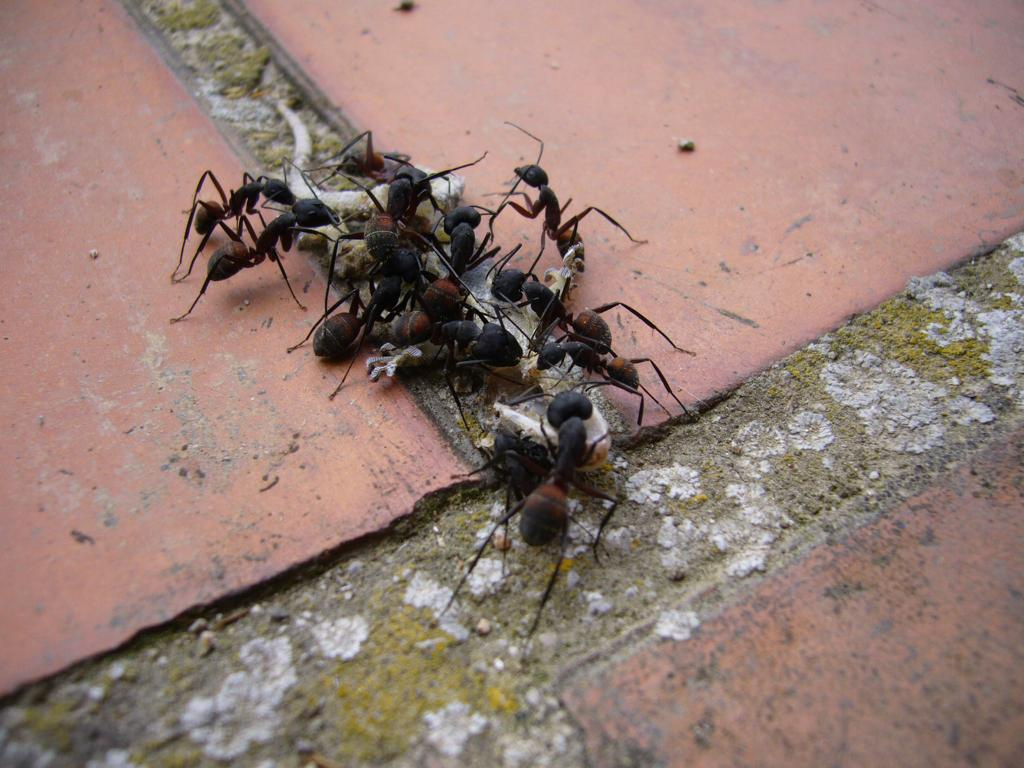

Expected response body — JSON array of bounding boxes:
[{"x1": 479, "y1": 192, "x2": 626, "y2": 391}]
[
  {"x1": 489, "y1": 123, "x2": 646, "y2": 262},
  {"x1": 322, "y1": 157, "x2": 485, "y2": 314},
  {"x1": 440, "y1": 205, "x2": 501, "y2": 276},
  {"x1": 537, "y1": 341, "x2": 692, "y2": 424},
  {"x1": 446, "y1": 390, "x2": 617, "y2": 635},
  {"x1": 173, "y1": 170, "x2": 296, "y2": 283},
  {"x1": 169, "y1": 215, "x2": 307, "y2": 323}
]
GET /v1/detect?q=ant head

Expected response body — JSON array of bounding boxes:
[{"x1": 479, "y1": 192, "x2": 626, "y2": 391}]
[
  {"x1": 547, "y1": 390, "x2": 593, "y2": 428},
  {"x1": 394, "y1": 165, "x2": 429, "y2": 186},
  {"x1": 522, "y1": 280, "x2": 552, "y2": 302},
  {"x1": 514, "y1": 164, "x2": 548, "y2": 188},
  {"x1": 293, "y1": 198, "x2": 340, "y2": 228},
  {"x1": 383, "y1": 248, "x2": 422, "y2": 285},
  {"x1": 443, "y1": 206, "x2": 482, "y2": 235},
  {"x1": 491, "y1": 268, "x2": 528, "y2": 303},
  {"x1": 537, "y1": 342, "x2": 566, "y2": 371}
]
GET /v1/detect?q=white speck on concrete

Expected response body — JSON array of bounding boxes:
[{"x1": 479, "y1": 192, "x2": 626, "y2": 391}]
[
  {"x1": 787, "y1": 410, "x2": 835, "y2": 451},
  {"x1": 725, "y1": 547, "x2": 769, "y2": 577},
  {"x1": 424, "y1": 701, "x2": 488, "y2": 757},
  {"x1": 1007, "y1": 255, "x2": 1024, "y2": 282},
  {"x1": 310, "y1": 615, "x2": 369, "y2": 660},
  {"x1": 403, "y1": 571, "x2": 469, "y2": 641},
  {"x1": 86, "y1": 749, "x2": 137, "y2": 768},
  {"x1": 730, "y1": 421, "x2": 787, "y2": 459},
  {"x1": 626, "y1": 464, "x2": 701, "y2": 509},
  {"x1": 602, "y1": 526, "x2": 634, "y2": 552},
  {"x1": 978, "y1": 307, "x2": 1024, "y2": 406},
  {"x1": 584, "y1": 591, "x2": 612, "y2": 617},
  {"x1": 0, "y1": 726, "x2": 57, "y2": 767},
  {"x1": 822, "y1": 351, "x2": 992, "y2": 453},
  {"x1": 181, "y1": 637, "x2": 297, "y2": 760},
  {"x1": 655, "y1": 609, "x2": 700, "y2": 641},
  {"x1": 467, "y1": 558, "x2": 505, "y2": 597}
]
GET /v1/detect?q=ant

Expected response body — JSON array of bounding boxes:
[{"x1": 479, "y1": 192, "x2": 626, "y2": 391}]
[
  {"x1": 518, "y1": 279, "x2": 691, "y2": 360},
  {"x1": 313, "y1": 130, "x2": 410, "y2": 183},
  {"x1": 173, "y1": 170, "x2": 296, "y2": 283},
  {"x1": 489, "y1": 123, "x2": 646, "y2": 262},
  {"x1": 322, "y1": 156, "x2": 485, "y2": 314},
  {"x1": 169, "y1": 214, "x2": 307, "y2": 323},
  {"x1": 440, "y1": 205, "x2": 501, "y2": 276},
  {"x1": 446, "y1": 390, "x2": 617, "y2": 635},
  {"x1": 537, "y1": 340, "x2": 692, "y2": 424}
]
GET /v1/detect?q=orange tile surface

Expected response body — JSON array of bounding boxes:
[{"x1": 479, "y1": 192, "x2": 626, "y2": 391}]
[
  {"x1": 245, "y1": 0, "x2": 1024, "y2": 417},
  {"x1": 0, "y1": 0, "x2": 463, "y2": 694},
  {"x1": 564, "y1": 430, "x2": 1024, "y2": 766}
]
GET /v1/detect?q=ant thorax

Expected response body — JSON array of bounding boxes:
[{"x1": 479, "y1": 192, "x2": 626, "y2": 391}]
[{"x1": 493, "y1": 399, "x2": 610, "y2": 471}]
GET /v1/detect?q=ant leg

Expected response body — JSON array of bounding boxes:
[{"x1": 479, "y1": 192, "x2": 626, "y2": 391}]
[
  {"x1": 528, "y1": 521, "x2": 571, "y2": 637},
  {"x1": 557, "y1": 207, "x2": 648, "y2": 245},
  {"x1": 421, "y1": 151, "x2": 489, "y2": 184},
  {"x1": 444, "y1": 350, "x2": 473, "y2": 432},
  {"x1": 169, "y1": 271, "x2": 217, "y2": 323},
  {"x1": 174, "y1": 170, "x2": 228, "y2": 281},
  {"x1": 590, "y1": 302, "x2": 694, "y2": 353},
  {"x1": 269, "y1": 249, "x2": 306, "y2": 311},
  {"x1": 444, "y1": 497, "x2": 527, "y2": 615},
  {"x1": 631, "y1": 358, "x2": 694, "y2": 418},
  {"x1": 569, "y1": 477, "x2": 618, "y2": 561},
  {"x1": 174, "y1": 213, "x2": 239, "y2": 283},
  {"x1": 287, "y1": 288, "x2": 359, "y2": 353}
]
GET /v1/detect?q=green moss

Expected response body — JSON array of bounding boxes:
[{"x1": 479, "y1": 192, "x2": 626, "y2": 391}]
[
  {"x1": 21, "y1": 698, "x2": 77, "y2": 752},
  {"x1": 784, "y1": 347, "x2": 827, "y2": 386},
  {"x1": 832, "y1": 296, "x2": 990, "y2": 383},
  {"x1": 196, "y1": 33, "x2": 269, "y2": 96},
  {"x1": 322, "y1": 603, "x2": 507, "y2": 762},
  {"x1": 156, "y1": 0, "x2": 219, "y2": 32}
]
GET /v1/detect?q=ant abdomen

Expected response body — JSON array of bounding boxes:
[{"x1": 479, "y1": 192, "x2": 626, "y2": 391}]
[
  {"x1": 193, "y1": 203, "x2": 224, "y2": 237},
  {"x1": 421, "y1": 278, "x2": 462, "y2": 321},
  {"x1": 571, "y1": 310, "x2": 613, "y2": 354},
  {"x1": 207, "y1": 241, "x2": 249, "y2": 281},
  {"x1": 519, "y1": 484, "x2": 567, "y2": 546},
  {"x1": 607, "y1": 357, "x2": 640, "y2": 390},
  {"x1": 313, "y1": 314, "x2": 361, "y2": 359},
  {"x1": 392, "y1": 311, "x2": 433, "y2": 346}
]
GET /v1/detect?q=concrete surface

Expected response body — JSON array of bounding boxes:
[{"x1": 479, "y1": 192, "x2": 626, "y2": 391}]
[{"x1": 1, "y1": 0, "x2": 1022, "y2": 765}]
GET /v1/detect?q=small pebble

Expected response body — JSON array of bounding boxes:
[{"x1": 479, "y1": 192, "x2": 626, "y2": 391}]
[
  {"x1": 476, "y1": 618, "x2": 492, "y2": 636},
  {"x1": 678, "y1": 139, "x2": 696, "y2": 152},
  {"x1": 188, "y1": 618, "x2": 208, "y2": 634},
  {"x1": 868, "y1": 470, "x2": 880, "y2": 480},
  {"x1": 88, "y1": 249, "x2": 99, "y2": 259},
  {"x1": 197, "y1": 630, "x2": 216, "y2": 656},
  {"x1": 270, "y1": 607, "x2": 290, "y2": 622},
  {"x1": 492, "y1": 532, "x2": 512, "y2": 551}
]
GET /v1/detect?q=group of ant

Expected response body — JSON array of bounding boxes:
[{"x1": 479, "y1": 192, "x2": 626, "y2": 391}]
[{"x1": 171, "y1": 123, "x2": 696, "y2": 634}]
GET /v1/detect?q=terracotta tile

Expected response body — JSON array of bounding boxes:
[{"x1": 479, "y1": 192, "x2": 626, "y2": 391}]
[
  {"x1": 0, "y1": 0, "x2": 463, "y2": 694},
  {"x1": 245, "y1": 0, "x2": 1024, "y2": 418},
  {"x1": 563, "y1": 430, "x2": 1024, "y2": 766}
]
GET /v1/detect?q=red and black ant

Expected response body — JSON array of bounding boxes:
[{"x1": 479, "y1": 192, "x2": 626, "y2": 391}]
[
  {"x1": 446, "y1": 390, "x2": 617, "y2": 635},
  {"x1": 169, "y1": 214, "x2": 309, "y2": 323},
  {"x1": 489, "y1": 123, "x2": 646, "y2": 262},
  {"x1": 313, "y1": 130, "x2": 411, "y2": 183},
  {"x1": 537, "y1": 341, "x2": 692, "y2": 424},
  {"x1": 173, "y1": 170, "x2": 296, "y2": 283}
]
